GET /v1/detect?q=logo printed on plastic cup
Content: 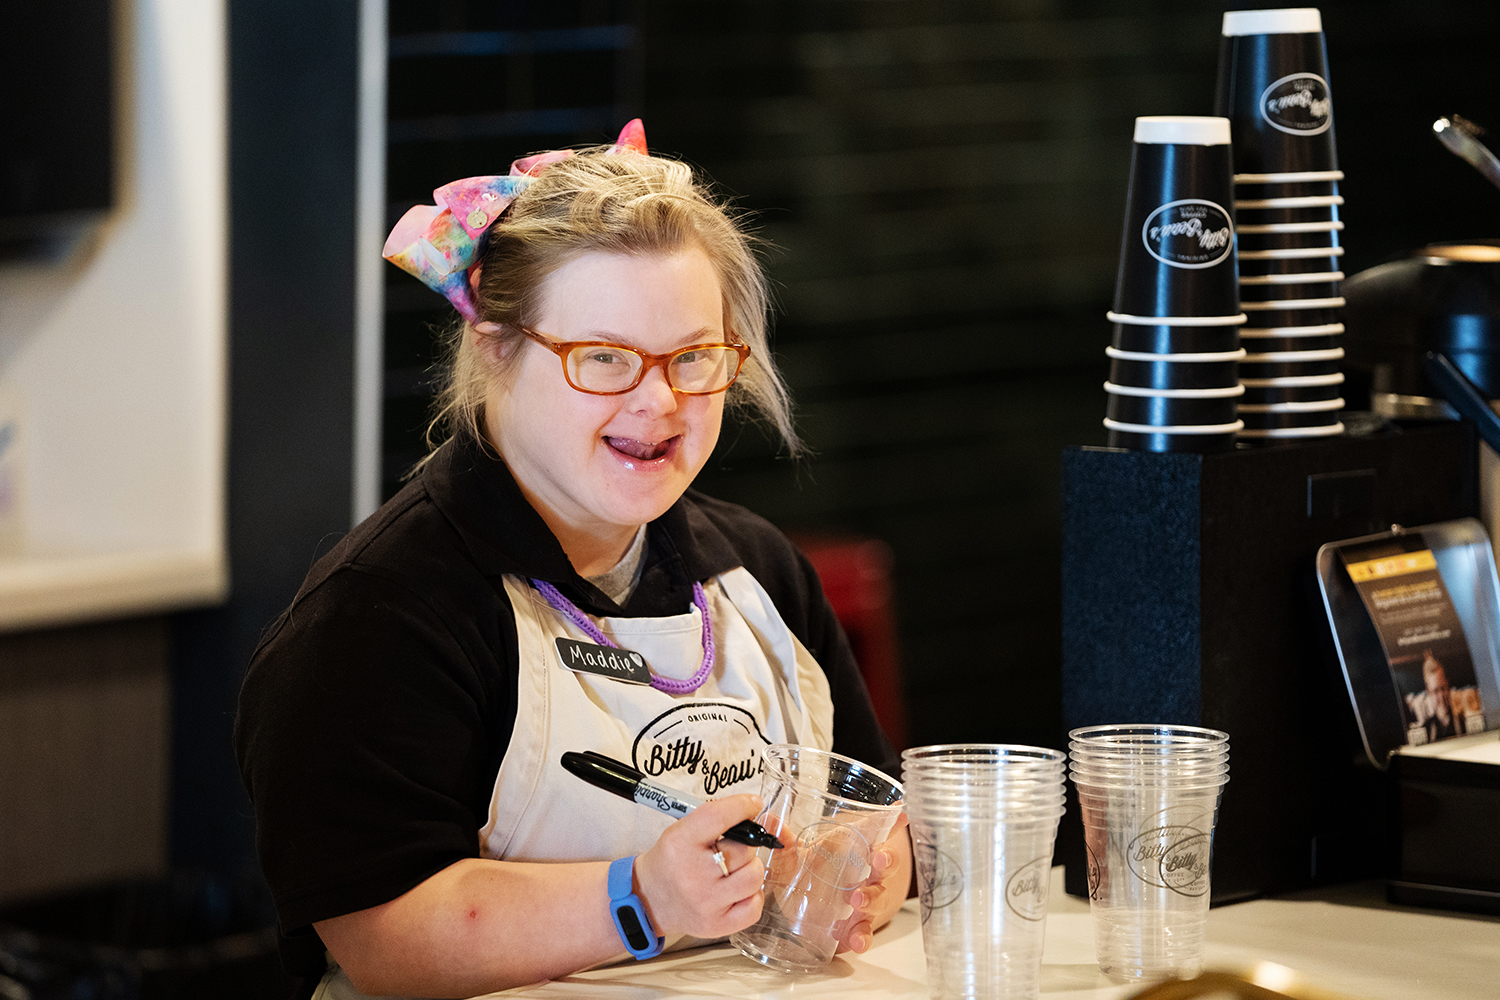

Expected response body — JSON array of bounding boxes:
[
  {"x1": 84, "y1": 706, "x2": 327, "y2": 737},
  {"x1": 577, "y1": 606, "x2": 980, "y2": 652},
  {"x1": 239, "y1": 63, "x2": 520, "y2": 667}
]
[
  {"x1": 1085, "y1": 840, "x2": 1103, "y2": 900},
  {"x1": 1005, "y1": 857, "x2": 1052, "y2": 921},
  {"x1": 1141, "y1": 200, "x2": 1234, "y2": 269},
  {"x1": 914, "y1": 842, "x2": 964, "y2": 921},
  {"x1": 1159, "y1": 832, "x2": 1212, "y2": 896},
  {"x1": 1126, "y1": 825, "x2": 1207, "y2": 890},
  {"x1": 794, "y1": 821, "x2": 873, "y2": 890},
  {"x1": 1260, "y1": 73, "x2": 1333, "y2": 135}
]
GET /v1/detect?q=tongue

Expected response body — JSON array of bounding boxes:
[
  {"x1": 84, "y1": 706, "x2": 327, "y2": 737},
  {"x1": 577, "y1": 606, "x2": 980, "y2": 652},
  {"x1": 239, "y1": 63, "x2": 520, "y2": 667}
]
[{"x1": 609, "y1": 437, "x2": 666, "y2": 460}]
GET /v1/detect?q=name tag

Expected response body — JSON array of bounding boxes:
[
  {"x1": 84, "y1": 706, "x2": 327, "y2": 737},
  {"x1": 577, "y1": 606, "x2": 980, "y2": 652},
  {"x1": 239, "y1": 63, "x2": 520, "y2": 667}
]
[{"x1": 556, "y1": 638, "x2": 652, "y2": 685}]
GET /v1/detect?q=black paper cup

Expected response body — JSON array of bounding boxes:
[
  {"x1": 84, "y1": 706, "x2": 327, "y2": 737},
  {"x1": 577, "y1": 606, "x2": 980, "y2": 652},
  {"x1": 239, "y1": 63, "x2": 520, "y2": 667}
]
[
  {"x1": 1238, "y1": 300, "x2": 1343, "y2": 327},
  {"x1": 1214, "y1": 8, "x2": 1338, "y2": 175},
  {"x1": 1236, "y1": 248, "x2": 1344, "y2": 276},
  {"x1": 1111, "y1": 321, "x2": 1243, "y2": 355},
  {"x1": 1238, "y1": 278, "x2": 1343, "y2": 301},
  {"x1": 1236, "y1": 333, "x2": 1341, "y2": 354},
  {"x1": 1232, "y1": 196, "x2": 1342, "y2": 228},
  {"x1": 1238, "y1": 405, "x2": 1345, "y2": 430},
  {"x1": 1105, "y1": 384, "x2": 1244, "y2": 426},
  {"x1": 1234, "y1": 173, "x2": 1342, "y2": 199},
  {"x1": 1112, "y1": 117, "x2": 1240, "y2": 318},
  {"x1": 1107, "y1": 346, "x2": 1244, "y2": 390},
  {"x1": 1239, "y1": 355, "x2": 1343, "y2": 380},
  {"x1": 1240, "y1": 377, "x2": 1345, "y2": 404},
  {"x1": 1106, "y1": 421, "x2": 1241, "y2": 453}
]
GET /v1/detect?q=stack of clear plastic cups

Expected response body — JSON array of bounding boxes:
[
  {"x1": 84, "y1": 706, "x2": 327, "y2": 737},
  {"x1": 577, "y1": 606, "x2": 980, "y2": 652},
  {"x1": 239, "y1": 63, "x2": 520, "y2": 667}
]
[
  {"x1": 1104, "y1": 116, "x2": 1246, "y2": 453},
  {"x1": 1067, "y1": 725, "x2": 1230, "y2": 985},
  {"x1": 902, "y1": 745, "x2": 1067, "y2": 1000},
  {"x1": 1216, "y1": 7, "x2": 1346, "y2": 442}
]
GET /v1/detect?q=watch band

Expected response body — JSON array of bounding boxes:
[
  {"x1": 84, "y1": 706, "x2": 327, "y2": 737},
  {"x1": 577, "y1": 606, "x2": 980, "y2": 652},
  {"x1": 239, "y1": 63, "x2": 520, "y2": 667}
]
[{"x1": 607, "y1": 856, "x2": 664, "y2": 960}]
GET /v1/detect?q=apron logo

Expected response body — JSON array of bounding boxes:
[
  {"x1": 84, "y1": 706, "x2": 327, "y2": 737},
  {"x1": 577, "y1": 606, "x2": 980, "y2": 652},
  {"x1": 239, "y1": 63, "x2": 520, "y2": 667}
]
[{"x1": 631, "y1": 702, "x2": 771, "y2": 798}]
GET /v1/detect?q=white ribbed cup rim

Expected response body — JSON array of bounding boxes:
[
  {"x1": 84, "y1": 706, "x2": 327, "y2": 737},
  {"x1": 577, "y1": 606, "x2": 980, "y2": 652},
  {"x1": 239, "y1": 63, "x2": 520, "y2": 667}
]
[
  {"x1": 1107, "y1": 312, "x2": 1248, "y2": 327},
  {"x1": 1133, "y1": 116, "x2": 1231, "y2": 145},
  {"x1": 1104, "y1": 382, "x2": 1246, "y2": 399},
  {"x1": 1235, "y1": 195, "x2": 1345, "y2": 209},
  {"x1": 1238, "y1": 246, "x2": 1345, "y2": 261},
  {"x1": 1237, "y1": 422, "x2": 1346, "y2": 438},
  {"x1": 1237, "y1": 398, "x2": 1346, "y2": 413},
  {"x1": 1241, "y1": 297, "x2": 1346, "y2": 310},
  {"x1": 1240, "y1": 323, "x2": 1344, "y2": 338},
  {"x1": 1242, "y1": 347, "x2": 1345, "y2": 362},
  {"x1": 1239, "y1": 372, "x2": 1345, "y2": 387},
  {"x1": 1235, "y1": 170, "x2": 1344, "y2": 184},
  {"x1": 1104, "y1": 418, "x2": 1244, "y2": 435},
  {"x1": 1222, "y1": 8, "x2": 1322, "y2": 35},
  {"x1": 1238, "y1": 221, "x2": 1344, "y2": 234},
  {"x1": 1239, "y1": 271, "x2": 1345, "y2": 285},
  {"x1": 1106, "y1": 346, "x2": 1247, "y2": 362}
]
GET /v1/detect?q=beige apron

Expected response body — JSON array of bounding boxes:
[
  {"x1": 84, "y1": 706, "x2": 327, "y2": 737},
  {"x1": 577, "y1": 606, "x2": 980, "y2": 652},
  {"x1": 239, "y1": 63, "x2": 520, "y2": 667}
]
[{"x1": 316, "y1": 567, "x2": 835, "y2": 999}]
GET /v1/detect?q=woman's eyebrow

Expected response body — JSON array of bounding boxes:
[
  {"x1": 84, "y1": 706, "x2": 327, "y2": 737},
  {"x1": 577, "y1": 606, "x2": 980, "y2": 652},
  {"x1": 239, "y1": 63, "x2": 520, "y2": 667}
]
[{"x1": 577, "y1": 326, "x2": 726, "y2": 349}]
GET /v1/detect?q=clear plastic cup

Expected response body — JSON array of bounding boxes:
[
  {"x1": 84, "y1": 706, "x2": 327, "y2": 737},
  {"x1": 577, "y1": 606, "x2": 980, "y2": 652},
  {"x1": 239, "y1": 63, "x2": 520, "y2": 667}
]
[
  {"x1": 903, "y1": 744, "x2": 1067, "y2": 1000},
  {"x1": 731, "y1": 745, "x2": 904, "y2": 973},
  {"x1": 1067, "y1": 725, "x2": 1230, "y2": 985}
]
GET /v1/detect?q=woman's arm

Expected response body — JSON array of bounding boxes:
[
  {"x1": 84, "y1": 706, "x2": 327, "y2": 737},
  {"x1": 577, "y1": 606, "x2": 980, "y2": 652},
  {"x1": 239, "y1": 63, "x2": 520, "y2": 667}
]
[{"x1": 315, "y1": 794, "x2": 766, "y2": 998}]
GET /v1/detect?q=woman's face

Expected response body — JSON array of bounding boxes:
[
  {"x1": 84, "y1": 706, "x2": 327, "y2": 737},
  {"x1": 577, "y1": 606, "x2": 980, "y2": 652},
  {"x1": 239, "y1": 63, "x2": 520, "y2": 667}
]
[{"x1": 485, "y1": 247, "x2": 727, "y2": 549}]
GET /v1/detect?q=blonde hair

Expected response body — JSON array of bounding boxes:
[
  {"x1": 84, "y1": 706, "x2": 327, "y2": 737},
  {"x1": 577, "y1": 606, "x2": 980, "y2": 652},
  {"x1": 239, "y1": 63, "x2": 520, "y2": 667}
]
[{"x1": 424, "y1": 147, "x2": 800, "y2": 458}]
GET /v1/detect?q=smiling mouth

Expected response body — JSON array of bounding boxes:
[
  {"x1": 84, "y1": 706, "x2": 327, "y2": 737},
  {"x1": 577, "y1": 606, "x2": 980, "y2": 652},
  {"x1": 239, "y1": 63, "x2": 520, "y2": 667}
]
[{"x1": 606, "y1": 436, "x2": 674, "y2": 461}]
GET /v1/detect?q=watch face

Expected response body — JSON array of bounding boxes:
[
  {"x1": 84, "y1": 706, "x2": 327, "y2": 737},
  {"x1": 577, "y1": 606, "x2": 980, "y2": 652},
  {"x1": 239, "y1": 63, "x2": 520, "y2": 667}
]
[{"x1": 616, "y1": 905, "x2": 651, "y2": 952}]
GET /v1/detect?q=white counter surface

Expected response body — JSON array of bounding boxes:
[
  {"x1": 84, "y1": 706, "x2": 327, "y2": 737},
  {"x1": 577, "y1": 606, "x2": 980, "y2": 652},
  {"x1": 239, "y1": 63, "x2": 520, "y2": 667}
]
[{"x1": 481, "y1": 867, "x2": 1500, "y2": 999}]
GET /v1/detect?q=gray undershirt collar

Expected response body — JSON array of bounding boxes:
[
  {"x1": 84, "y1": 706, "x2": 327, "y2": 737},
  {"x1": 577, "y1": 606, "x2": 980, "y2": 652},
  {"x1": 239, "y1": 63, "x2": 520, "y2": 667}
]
[{"x1": 585, "y1": 525, "x2": 648, "y2": 606}]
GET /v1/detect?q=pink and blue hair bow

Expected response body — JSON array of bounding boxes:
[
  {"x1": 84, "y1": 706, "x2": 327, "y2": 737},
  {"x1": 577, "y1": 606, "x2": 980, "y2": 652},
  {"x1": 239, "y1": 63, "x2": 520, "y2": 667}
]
[{"x1": 382, "y1": 119, "x2": 649, "y2": 321}]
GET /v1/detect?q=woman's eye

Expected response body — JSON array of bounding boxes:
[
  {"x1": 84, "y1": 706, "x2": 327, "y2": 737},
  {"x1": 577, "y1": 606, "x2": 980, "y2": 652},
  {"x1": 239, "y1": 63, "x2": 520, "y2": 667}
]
[{"x1": 586, "y1": 351, "x2": 626, "y2": 365}]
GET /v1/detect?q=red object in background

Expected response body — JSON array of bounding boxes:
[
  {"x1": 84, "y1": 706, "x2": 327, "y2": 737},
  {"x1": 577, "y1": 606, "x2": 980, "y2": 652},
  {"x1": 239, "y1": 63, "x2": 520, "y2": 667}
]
[{"x1": 792, "y1": 534, "x2": 908, "y2": 751}]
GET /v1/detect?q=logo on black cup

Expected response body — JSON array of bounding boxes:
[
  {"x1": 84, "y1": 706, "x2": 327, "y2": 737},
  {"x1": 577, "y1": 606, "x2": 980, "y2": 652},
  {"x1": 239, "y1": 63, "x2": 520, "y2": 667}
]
[
  {"x1": 1260, "y1": 73, "x2": 1332, "y2": 135},
  {"x1": 1141, "y1": 200, "x2": 1234, "y2": 269}
]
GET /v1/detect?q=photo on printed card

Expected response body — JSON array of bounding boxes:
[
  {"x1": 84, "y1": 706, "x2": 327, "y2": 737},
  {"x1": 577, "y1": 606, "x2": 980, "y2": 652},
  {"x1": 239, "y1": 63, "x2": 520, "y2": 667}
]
[{"x1": 1339, "y1": 533, "x2": 1487, "y2": 746}]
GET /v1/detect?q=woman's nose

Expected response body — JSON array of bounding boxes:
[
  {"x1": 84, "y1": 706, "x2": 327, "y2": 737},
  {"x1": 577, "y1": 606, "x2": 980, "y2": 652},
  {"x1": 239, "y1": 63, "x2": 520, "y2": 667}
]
[{"x1": 628, "y1": 361, "x2": 679, "y2": 413}]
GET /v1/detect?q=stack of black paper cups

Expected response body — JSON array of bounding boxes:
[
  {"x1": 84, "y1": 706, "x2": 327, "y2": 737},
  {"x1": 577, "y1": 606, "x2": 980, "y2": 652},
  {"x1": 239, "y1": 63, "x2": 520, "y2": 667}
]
[
  {"x1": 1104, "y1": 116, "x2": 1246, "y2": 453},
  {"x1": 1216, "y1": 7, "x2": 1345, "y2": 442}
]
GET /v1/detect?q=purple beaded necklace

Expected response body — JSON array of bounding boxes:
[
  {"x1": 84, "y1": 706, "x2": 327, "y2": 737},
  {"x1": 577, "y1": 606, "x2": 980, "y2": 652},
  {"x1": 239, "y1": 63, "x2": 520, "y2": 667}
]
[{"x1": 531, "y1": 578, "x2": 716, "y2": 694}]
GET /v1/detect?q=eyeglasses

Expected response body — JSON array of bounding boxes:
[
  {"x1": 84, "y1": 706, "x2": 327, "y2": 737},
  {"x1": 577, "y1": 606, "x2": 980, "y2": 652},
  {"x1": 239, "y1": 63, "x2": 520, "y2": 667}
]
[{"x1": 519, "y1": 326, "x2": 751, "y2": 396}]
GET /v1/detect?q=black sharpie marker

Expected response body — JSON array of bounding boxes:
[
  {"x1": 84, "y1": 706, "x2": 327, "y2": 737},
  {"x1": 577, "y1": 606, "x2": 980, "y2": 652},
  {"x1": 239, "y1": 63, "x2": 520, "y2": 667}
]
[{"x1": 561, "y1": 750, "x2": 784, "y2": 849}]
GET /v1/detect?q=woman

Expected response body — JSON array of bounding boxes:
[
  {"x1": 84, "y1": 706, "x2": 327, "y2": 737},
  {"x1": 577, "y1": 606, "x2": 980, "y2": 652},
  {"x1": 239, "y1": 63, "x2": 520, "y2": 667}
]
[{"x1": 235, "y1": 121, "x2": 910, "y2": 1000}]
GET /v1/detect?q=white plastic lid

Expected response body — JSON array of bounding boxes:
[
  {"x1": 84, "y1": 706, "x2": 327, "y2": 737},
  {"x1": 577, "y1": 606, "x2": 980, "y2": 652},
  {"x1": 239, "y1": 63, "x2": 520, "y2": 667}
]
[
  {"x1": 1222, "y1": 8, "x2": 1323, "y2": 36},
  {"x1": 1133, "y1": 116, "x2": 1232, "y2": 146}
]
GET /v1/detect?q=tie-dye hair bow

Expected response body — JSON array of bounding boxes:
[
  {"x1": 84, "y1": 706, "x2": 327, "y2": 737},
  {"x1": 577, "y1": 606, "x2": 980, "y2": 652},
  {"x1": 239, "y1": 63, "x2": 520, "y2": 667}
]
[{"x1": 382, "y1": 119, "x2": 649, "y2": 322}]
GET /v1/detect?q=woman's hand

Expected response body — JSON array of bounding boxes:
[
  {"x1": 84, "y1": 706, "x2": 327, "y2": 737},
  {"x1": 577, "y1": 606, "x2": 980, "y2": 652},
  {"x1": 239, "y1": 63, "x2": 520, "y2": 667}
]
[
  {"x1": 834, "y1": 814, "x2": 913, "y2": 954},
  {"x1": 633, "y1": 793, "x2": 767, "y2": 940}
]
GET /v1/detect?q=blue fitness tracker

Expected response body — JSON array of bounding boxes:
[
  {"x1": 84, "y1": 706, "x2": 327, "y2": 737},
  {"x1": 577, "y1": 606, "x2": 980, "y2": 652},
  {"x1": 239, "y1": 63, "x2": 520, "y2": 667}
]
[{"x1": 607, "y1": 856, "x2": 664, "y2": 960}]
